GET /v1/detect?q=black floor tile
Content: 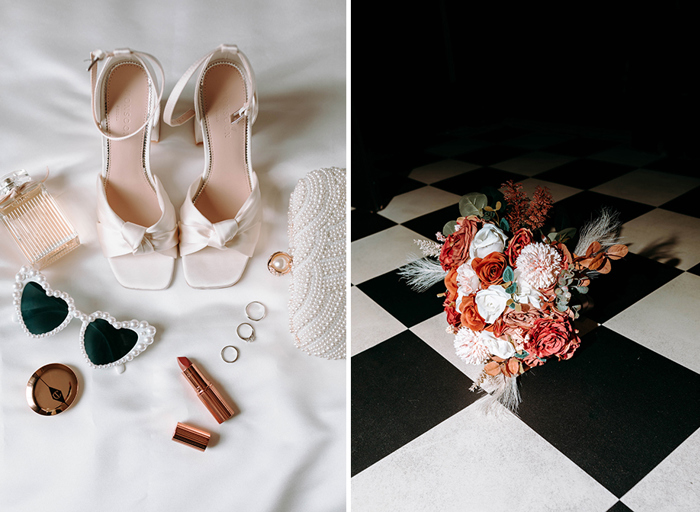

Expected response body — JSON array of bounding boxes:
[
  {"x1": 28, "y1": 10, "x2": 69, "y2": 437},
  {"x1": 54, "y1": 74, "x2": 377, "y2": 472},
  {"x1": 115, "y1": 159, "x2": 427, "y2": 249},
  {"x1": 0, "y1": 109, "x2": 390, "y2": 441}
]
[
  {"x1": 549, "y1": 190, "x2": 654, "y2": 233},
  {"x1": 517, "y1": 326, "x2": 700, "y2": 498},
  {"x1": 431, "y1": 167, "x2": 525, "y2": 195},
  {"x1": 606, "y1": 501, "x2": 635, "y2": 512},
  {"x1": 534, "y1": 159, "x2": 635, "y2": 190},
  {"x1": 583, "y1": 252, "x2": 683, "y2": 324},
  {"x1": 687, "y1": 262, "x2": 700, "y2": 277},
  {"x1": 351, "y1": 209, "x2": 398, "y2": 242},
  {"x1": 658, "y1": 185, "x2": 700, "y2": 219},
  {"x1": 426, "y1": 137, "x2": 491, "y2": 158},
  {"x1": 453, "y1": 145, "x2": 529, "y2": 166},
  {"x1": 351, "y1": 330, "x2": 477, "y2": 476},
  {"x1": 472, "y1": 126, "x2": 530, "y2": 143},
  {"x1": 645, "y1": 156, "x2": 700, "y2": 178},
  {"x1": 395, "y1": 177, "x2": 428, "y2": 196},
  {"x1": 356, "y1": 266, "x2": 446, "y2": 328},
  {"x1": 401, "y1": 204, "x2": 462, "y2": 241},
  {"x1": 353, "y1": 151, "x2": 444, "y2": 212},
  {"x1": 542, "y1": 137, "x2": 618, "y2": 157}
]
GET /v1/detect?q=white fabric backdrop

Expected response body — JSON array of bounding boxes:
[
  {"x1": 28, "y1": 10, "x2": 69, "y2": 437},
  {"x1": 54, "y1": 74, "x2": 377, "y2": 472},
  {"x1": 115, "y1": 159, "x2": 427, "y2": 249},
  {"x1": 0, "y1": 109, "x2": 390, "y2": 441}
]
[{"x1": 0, "y1": 1, "x2": 346, "y2": 511}]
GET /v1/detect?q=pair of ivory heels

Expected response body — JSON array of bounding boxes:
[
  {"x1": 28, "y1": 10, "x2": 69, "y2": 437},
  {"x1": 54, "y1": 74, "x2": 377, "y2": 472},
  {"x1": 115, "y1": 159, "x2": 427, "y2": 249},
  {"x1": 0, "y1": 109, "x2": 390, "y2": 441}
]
[{"x1": 90, "y1": 45, "x2": 261, "y2": 290}]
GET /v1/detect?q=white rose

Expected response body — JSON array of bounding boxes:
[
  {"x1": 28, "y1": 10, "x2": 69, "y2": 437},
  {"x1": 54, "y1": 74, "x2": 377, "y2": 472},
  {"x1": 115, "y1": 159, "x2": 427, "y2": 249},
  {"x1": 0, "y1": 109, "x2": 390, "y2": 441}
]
[
  {"x1": 480, "y1": 331, "x2": 515, "y2": 359},
  {"x1": 469, "y1": 224, "x2": 508, "y2": 259},
  {"x1": 513, "y1": 268, "x2": 543, "y2": 309},
  {"x1": 474, "y1": 285, "x2": 510, "y2": 324}
]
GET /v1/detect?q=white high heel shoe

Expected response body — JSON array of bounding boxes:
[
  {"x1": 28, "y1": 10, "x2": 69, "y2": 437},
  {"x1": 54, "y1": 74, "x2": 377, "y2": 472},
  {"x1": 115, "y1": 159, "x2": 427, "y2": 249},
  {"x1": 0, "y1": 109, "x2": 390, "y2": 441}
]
[
  {"x1": 163, "y1": 44, "x2": 261, "y2": 289},
  {"x1": 88, "y1": 48, "x2": 178, "y2": 290}
]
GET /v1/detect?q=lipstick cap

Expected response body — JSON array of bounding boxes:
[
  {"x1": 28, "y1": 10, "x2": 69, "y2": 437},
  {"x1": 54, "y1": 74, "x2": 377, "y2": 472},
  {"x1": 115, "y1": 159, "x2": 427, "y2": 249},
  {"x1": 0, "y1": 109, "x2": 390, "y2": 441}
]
[{"x1": 172, "y1": 422, "x2": 211, "y2": 451}]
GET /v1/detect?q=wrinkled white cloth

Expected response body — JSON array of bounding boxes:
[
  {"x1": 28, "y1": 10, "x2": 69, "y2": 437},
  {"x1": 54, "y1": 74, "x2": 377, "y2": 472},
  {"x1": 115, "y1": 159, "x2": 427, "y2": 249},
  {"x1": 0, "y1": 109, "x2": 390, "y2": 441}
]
[{"x1": 0, "y1": 2, "x2": 346, "y2": 512}]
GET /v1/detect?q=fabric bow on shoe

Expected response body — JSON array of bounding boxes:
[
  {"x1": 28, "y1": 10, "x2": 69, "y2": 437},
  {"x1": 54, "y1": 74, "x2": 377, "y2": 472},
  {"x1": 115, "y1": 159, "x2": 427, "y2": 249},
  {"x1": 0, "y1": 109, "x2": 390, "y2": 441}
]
[
  {"x1": 179, "y1": 172, "x2": 261, "y2": 258},
  {"x1": 96, "y1": 175, "x2": 179, "y2": 259},
  {"x1": 119, "y1": 222, "x2": 178, "y2": 255}
]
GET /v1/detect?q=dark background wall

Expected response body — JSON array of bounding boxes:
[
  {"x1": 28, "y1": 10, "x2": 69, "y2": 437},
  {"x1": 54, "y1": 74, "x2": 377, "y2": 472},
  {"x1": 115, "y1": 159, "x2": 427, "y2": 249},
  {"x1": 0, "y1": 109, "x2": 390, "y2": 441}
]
[{"x1": 352, "y1": 1, "x2": 699, "y2": 212}]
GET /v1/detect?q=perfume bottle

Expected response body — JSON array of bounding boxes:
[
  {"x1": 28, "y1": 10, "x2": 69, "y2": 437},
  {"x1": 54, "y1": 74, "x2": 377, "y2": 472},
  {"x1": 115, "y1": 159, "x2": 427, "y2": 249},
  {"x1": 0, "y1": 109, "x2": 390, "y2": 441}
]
[{"x1": 0, "y1": 170, "x2": 80, "y2": 268}]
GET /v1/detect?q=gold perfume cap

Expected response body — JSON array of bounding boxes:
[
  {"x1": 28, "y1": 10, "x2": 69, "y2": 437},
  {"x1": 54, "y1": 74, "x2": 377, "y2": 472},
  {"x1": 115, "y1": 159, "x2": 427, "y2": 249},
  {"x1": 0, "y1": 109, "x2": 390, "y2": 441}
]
[{"x1": 172, "y1": 422, "x2": 211, "y2": 451}]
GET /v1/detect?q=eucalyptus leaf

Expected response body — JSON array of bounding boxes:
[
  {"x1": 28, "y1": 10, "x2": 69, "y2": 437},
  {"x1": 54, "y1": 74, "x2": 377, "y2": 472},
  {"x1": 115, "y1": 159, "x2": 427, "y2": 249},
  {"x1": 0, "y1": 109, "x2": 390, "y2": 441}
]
[
  {"x1": 574, "y1": 285, "x2": 589, "y2": 294},
  {"x1": 506, "y1": 283, "x2": 517, "y2": 294},
  {"x1": 480, "y1": 186, "x2": 505, "y2": 209},
  {"x1": 443, "y1": 220, "x2": 458, "y2": 236},
  {"x1": 500, "y1": 217, "x2": 510, "y2": 232},
  {"x1": 459, "y1": 193, "x2": 488, "y2": 217},
  {"x1": 556, "y1": 302, "x2": 568, "y2": 312},
  {"x1": 515, "y1": 351, "x2": 529, "y2": 359},
  {"x1": 548, "y1": 232, "x2": 558, "y2": 242},
  {"x1": 503, "y1": 266, "x2": 514, "y2": 283}
]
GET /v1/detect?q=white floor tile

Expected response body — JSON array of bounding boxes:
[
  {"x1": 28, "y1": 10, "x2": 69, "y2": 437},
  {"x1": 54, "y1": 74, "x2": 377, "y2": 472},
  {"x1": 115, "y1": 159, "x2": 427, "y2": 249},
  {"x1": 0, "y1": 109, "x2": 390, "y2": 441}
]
[
  {"x1": 620, "y1": 209, "x2": 700, "y2": 270},
  {"x1": 351, "y1": 287, "x2": 407, "y2": 356},
  {"x1": 588, "y1": 146, "x2": 661, "y2": 168},
  {"x1": 507, "y1": 178, "x2": 582, "y2": 203},
  {"x1": 351, "y1": 225, "x2": 432, "y2": 285},
  {"x1": 591, "y1": 169, "x2": 700, "y2": 207},
  {"x1": 604, "y1": 273, "x2": 700, "y2": 374},
  {"x1": 621, "y1": 427, "x2": 700, "y2": 512},
  {"x1": 377, "y1": 186, "x2": 461, "y2": 224},
  {"x1": 491, "y1": 151, "x2": 576, "y2": 176},
  {"x1": 409, "y1": 159, "x2": 481, "y2": 185},
  {"x1": 352, "y1": 406, "x2": 618, "y2": 512},
  {"x1": 410, "y1": 313, "x2": 483, "y2": 383}
]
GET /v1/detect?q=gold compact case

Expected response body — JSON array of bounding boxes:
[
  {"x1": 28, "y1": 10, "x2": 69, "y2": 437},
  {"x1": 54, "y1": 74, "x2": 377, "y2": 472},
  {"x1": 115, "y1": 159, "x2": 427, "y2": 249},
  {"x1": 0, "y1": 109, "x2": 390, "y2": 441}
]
[{"x1": 26, "y1": 363, "x2": 79, "y2": 416}]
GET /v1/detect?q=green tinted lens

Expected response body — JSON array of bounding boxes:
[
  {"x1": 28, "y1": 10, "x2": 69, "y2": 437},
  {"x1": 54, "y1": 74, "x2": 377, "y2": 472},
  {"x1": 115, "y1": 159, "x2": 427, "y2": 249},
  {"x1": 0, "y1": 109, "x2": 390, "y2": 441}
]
[
  {"x1": 84, "y1": 319, "x2": 138, "y2": 366},
  {"x1": 20, "y1": 281, "x2": 70, "y2": 335}
]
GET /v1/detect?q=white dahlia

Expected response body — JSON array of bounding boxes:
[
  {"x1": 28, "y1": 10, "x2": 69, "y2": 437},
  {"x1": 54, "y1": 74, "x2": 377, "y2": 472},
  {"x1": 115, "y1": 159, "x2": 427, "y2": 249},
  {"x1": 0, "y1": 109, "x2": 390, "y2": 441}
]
[
  {"x1": 515, "y1": 242, "x2": 562, "y2": 289},
  {"x1": 454, "y1": 328, "x2": 490, "y2": 365}
]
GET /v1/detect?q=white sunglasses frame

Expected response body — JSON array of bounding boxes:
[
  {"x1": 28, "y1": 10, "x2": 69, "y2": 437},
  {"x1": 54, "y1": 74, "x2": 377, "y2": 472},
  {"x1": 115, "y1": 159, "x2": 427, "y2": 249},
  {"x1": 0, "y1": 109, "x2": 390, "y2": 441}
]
[{"x1": 12, "y1": 266, "x2": 156, "y2": 370}]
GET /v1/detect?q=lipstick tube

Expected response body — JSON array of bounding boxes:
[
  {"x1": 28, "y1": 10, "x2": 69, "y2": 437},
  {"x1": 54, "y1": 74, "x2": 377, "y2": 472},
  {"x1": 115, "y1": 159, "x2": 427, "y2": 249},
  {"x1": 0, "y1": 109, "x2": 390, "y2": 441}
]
[{"x1": 177, "y1": 357, "x2": 234, "y2": 424}]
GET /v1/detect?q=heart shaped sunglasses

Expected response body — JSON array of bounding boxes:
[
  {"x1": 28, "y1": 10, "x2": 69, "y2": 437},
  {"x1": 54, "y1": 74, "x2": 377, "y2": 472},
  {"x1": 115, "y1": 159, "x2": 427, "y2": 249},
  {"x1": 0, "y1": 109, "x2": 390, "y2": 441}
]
[{"x1": 12, "y1": 267, "x2": 156, "y2": 371}]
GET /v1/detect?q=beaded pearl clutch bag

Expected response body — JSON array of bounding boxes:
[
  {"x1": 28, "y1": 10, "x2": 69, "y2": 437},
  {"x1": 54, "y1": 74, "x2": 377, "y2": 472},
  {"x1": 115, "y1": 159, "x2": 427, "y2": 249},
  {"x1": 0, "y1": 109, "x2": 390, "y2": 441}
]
[{"x1": 268, "y1": 167, "x2": 346, "y2": 359}]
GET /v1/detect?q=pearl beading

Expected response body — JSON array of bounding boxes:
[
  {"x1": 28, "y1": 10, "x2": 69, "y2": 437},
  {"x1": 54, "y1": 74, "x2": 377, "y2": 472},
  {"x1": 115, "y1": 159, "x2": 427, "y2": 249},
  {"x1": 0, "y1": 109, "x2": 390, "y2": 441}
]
[
  {"x1": 287, "y1": 167, "x2": 346, "y2": 360},
  {"x1": 12, "y1": 266, "x2": 156, "y2": 370}
]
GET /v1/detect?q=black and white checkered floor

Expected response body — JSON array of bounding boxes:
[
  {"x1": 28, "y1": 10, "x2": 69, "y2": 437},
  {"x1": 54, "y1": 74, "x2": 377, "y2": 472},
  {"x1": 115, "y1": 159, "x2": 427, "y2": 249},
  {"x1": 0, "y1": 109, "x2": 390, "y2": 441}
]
[{"x1": 351, "y1": 125, "x2": 700, "y2": 511}]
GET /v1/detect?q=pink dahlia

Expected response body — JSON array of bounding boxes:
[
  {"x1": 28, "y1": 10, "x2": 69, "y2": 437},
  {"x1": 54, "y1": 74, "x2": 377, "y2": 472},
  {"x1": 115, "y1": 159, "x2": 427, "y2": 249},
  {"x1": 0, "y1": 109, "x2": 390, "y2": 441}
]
[
  {"x1": 515, "y1": 242, "x2": 562, "y2": 289},
  {"x1": 454, "y1": 328, "x2": 489, "y2": 365}
]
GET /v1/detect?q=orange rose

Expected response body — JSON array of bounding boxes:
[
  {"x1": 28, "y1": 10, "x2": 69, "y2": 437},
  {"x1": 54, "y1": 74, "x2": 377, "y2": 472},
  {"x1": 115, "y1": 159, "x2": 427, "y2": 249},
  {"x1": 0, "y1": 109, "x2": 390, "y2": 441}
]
[
  {"x1": 471, "y1": 251, "x2": 507, "y2": 287},
  {"x1": 459, "y1": 294, "x2": 486, "y2": 331},
  {"x1": 506, "y1": 228, "x2": 534, "y2": 267},
  {"x1": 523, "y1": 317, "x2": 580, "y2": 367},
  {"x1": 444, "y1": 268, "x2": 459, "y2": 300},
  {"x1": 439, "y1": 218, "x2": 479, "y2": 271},
  {"x1": 443, "y1": 297, "x2": 461, "y2": 329}
]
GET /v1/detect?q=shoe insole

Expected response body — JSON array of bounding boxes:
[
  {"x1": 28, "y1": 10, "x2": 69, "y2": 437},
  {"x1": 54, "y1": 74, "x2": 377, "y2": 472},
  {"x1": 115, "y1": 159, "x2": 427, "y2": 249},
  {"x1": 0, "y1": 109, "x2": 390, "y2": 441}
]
[
  {"x1": 195, "y1": 61, "x2": 252, "y2": 224},
  {"x1": 104, "y1": 62, "x2": 161, "y2": 227}
]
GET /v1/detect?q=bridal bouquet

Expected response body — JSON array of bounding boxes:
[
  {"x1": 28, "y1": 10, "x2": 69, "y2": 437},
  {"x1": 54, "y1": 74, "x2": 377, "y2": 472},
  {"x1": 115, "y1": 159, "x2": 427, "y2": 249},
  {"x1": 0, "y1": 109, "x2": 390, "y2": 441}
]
[{"x1": 402, "y1": 181, "x2": 627, "y2": 412}]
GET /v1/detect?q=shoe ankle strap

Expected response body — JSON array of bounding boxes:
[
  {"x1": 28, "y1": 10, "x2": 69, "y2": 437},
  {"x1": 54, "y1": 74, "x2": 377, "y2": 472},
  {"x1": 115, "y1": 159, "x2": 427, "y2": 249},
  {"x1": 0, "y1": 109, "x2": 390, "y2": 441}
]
[
  {"x1": 88, "y1": 48, "x2": 165, "y2": 141},
  {"x1": 162, "y1": 44, "x2": 258, "y2": 128}
]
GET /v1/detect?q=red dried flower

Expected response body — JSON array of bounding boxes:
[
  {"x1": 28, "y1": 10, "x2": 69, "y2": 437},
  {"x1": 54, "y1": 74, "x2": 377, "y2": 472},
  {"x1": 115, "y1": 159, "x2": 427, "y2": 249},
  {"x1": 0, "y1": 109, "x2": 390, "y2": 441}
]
[{"x1": 501, "y1": 181, "x2": 553, "y2": 231}]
